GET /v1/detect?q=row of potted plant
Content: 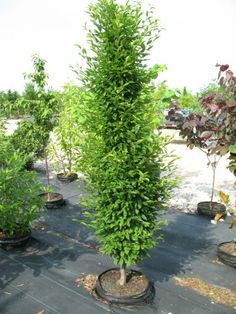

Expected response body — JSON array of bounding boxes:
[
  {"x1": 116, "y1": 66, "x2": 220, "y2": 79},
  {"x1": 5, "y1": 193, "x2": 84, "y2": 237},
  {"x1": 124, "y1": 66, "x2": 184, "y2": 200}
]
[
  {"x1": 2, "y1": 0, "x2": 171, "y2": 302},
  {"x1": 0, "y1": 58, "x2": 83, "y2": 246},
  {"x1": 1, "y1": 0, "x2": 235, "y2": 306}
]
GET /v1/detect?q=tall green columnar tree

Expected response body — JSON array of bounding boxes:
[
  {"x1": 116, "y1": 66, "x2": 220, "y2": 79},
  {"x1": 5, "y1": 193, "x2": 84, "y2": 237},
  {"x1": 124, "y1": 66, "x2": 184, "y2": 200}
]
[{"x1": 79, "y1": 0, "x2": 176, "y2": 285}]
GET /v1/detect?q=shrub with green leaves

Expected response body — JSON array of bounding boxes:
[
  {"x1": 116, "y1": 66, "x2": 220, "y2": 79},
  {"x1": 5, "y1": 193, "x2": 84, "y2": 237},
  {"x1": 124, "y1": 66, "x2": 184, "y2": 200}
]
[
  {"x1": 78, "y1": 0, "x2": 176, "y2": 284},
  {"x1": 0, "y1": 129, "x2": 43, "y2": 236},
  {"x1": 10, "y1": 121, "x2": 48, "y2": 165},
  {"x1": 0, "y1": 89, "x2": 21, "y2": 118}
]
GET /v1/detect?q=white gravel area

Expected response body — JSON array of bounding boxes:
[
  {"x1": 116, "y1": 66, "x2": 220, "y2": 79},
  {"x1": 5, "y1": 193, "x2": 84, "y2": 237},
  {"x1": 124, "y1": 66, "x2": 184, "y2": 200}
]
[
  {"x1": 3, "y1": 118, "x2": 21, "y2": 135},
  {"x1": 164, "y1": 129, "x2": 236, "y2": 214},
  {"x1": 4, "y1": 120, "x2": 236, "y2": 214}
]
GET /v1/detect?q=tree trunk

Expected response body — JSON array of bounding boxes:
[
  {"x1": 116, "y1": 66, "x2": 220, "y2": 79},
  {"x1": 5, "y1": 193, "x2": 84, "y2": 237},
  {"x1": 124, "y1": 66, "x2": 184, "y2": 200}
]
[
  {"x1": 210, "y1": 161, "x2": 216, "y2": 205},
  {"x1": 45, "y1": 153, "x2": 51, "y2": 201},
  {"x1": 118, "y1": 265, "x2": 127, "y2": 286}
]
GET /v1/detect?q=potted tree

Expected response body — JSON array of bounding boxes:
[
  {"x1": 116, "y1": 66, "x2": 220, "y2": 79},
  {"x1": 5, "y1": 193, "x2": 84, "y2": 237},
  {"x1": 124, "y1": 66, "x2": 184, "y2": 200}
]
[
  {"x1": 23, "y1": 55, "x2": 65, "y2": 208},
  {"x1": 48, "y1": 84, "x2": 82, "y2": 183},
  {"x1": 39, "y1": 147, "x2": 65, "y2": 209},
  {"x1": 177, "y1": 64, "x2": 236, "y2": 218},
  {"x1": 179, "y1": 113, "x2": 226, "y2": 217},
  {"x1": 9, "y1": 58, "x2": 54, "y2": 169},
  {"x1": 77, "y1": 0, "x2": 176, "y2": 304},
  {"x1": 0, "y1": 126, "x2": 44, "y2": 248},
  {"x1": 203, "y1": 64, "x2": 236, "y2": 266}
]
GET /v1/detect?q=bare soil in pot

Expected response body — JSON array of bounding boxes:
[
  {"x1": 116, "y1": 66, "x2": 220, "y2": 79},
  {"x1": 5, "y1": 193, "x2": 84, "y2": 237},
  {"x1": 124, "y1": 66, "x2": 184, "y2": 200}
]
[
  {"x1": 101, "y1": 269, "x2": 148, "y2": 296},
  {"x1": 57, "y1": 172, "x2": 78, "y2": 183},
  {"x1": 217, "y1": 242, "x2": 236, "y2": 268},
  {"x1": 95, "y1": 268, "x2": 153, "y2": 304},
  {"x1": 39, "y1": 192, "x2": 65, "y2": 209},
  {"x1": 197, "y1": 201, "x2": 226, "y2": 218}
]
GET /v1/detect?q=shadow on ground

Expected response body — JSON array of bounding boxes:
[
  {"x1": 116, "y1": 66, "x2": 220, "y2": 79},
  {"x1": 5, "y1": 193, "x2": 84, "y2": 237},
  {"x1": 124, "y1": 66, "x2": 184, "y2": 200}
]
[{"x1": 1, "y1": 165, "x2": 235, "y2": 314}]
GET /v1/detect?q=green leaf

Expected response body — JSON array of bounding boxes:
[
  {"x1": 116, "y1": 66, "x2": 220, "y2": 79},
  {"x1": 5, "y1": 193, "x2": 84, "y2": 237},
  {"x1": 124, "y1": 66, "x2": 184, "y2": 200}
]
[{"x1": 229, "y1": 144, "x2": 236, "y2": 154}]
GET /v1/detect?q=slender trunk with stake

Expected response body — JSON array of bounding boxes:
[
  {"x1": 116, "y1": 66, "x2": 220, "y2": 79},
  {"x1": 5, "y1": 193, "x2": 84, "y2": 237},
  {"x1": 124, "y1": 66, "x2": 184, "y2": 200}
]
[
  {"x1": 45, "y1": 152, "x2": 51, "y2": 201},
  {"x1": 68, "y1": 135, "x2": 72, "y2": 174},
  {"x1": 52, "y1": 144, "x2": 67, "y2": 176},
  {"x1": 204, "y1": 152, "x2": 221, "y2": 207},
  {"x1": 210, "y1": 156, "x2": 217, "y2": 204}
]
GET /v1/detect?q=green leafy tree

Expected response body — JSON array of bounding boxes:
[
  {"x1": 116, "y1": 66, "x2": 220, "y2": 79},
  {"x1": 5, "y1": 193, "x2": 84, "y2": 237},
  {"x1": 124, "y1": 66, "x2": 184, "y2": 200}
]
[
  {"x1": 10, "y1": 55, "x2": 58, "y2": 165},
  {"x1": 6, "y1": 89, "x2": 20, "y2": 103},
  {"x1": 10, "y1": 121, "x2": 48, "y2": 166},
  {"x1": 78, "y1": 0, "x2": 176, "y2": 285},
  {"x1": 48, "y1": 84, "x2": 82, "y2": 176},
  {"x1": 23, "y1": 55, "x2": 57, "y2": 129},
  {"x1": 22, "y1": 83, "x2": 37, "y2": 101},
  {"x1": 0, "y1": 89, "x2": 22, "y2": 118},
  {"x1": 178, "y1": 87, "x2": 201, "y2": 112},
  {"x1": 152, "y1": 82, "x2": 180, "y2": 113}
]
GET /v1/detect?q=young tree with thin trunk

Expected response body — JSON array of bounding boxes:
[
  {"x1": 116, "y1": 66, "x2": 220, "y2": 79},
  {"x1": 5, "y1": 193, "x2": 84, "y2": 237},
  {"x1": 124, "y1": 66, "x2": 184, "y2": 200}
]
[{"x1": 78, "y1": 0, "x2": 176, "y2": 285}]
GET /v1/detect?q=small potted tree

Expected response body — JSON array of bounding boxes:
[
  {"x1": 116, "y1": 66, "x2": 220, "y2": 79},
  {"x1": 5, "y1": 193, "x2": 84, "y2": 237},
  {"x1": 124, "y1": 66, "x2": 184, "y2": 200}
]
[
  {"x1": 0, "y1": 127, "x2": 44, "y2": 248},
  {"x1": 179, "y1": 113, "x2": 226, "y2": 217},
  {"x1": 203, "y1": 64, "x2": 236, "y2": 265},
  {"x1": 39, "y1": 147, "x2": 65, "y2": 209},
  {"x1": 48, "y1": 84, "x2": 81, "y2": 183},
  {"x1": 77, "y1": 0, "x2": 176, "y2": 304},
  {"x1": 23, "y1": 55, "x2": 64, "y2": 208}
]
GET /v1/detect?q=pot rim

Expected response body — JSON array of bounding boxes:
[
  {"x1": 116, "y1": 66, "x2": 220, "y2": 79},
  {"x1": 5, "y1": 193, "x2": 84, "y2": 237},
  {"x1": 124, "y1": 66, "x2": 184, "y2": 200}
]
[{"x1": 95, "y1": 268, "x2": 153, "y2": 304}]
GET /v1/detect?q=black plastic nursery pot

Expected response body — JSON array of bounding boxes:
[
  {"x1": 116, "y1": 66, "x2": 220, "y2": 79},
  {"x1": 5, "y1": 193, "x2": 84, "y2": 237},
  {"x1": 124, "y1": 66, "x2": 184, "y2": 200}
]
[
  {"x1": 0, "y1": 230, "x2": 31, "y2": 249},
  {"x1": 197, "y1": 201, "x2": 226, "y2": 218},
  {"x1": 57, "y1": 172, "x2": 78, "y2": 183},
  {"x1": 95, "y1": 268, "x2": 154, "y2": 304},
  {"x1": 217, "y1": 241, "x2": 236, "y2": 268},
  {"x1": 39, "y1": 192, "x2": 65, "y2": 209}
]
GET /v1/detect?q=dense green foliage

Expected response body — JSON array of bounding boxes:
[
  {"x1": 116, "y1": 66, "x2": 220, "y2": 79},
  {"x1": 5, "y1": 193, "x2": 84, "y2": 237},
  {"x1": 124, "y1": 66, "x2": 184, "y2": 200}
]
[
  {"x1": 48, "y1": 84, "x2": 82, "y2": 175},
  {"x1": 178, "y1": 87, "x2": 201, "y2": 112},
  {"x1": 0, "y1": 89, "x2": 21, "y2": 118},
  {"x1": 23, "y1": 55, "x2": 58, "y2": 129},
  {"x1": 153, "y1": 84, "x2": 201, "y2": 122},
  {"x1": 10, "y1": 121, "x2": 48, "y2": 165},
  {"x1": 152, "y1": 82, "x2": 179, "y2": 117},
  {"x1": 9, "y1": 55, "x2": 58, "y2": 164},
  {"x1": 79, "y1": 0, "x2": 176, "y2": 267},
  {"x1": 0, "y1": 127, "x2": 43, "y2": 236},
  {"x1": 198, "y1": 81, "x2": 224, "y2": 99}
]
